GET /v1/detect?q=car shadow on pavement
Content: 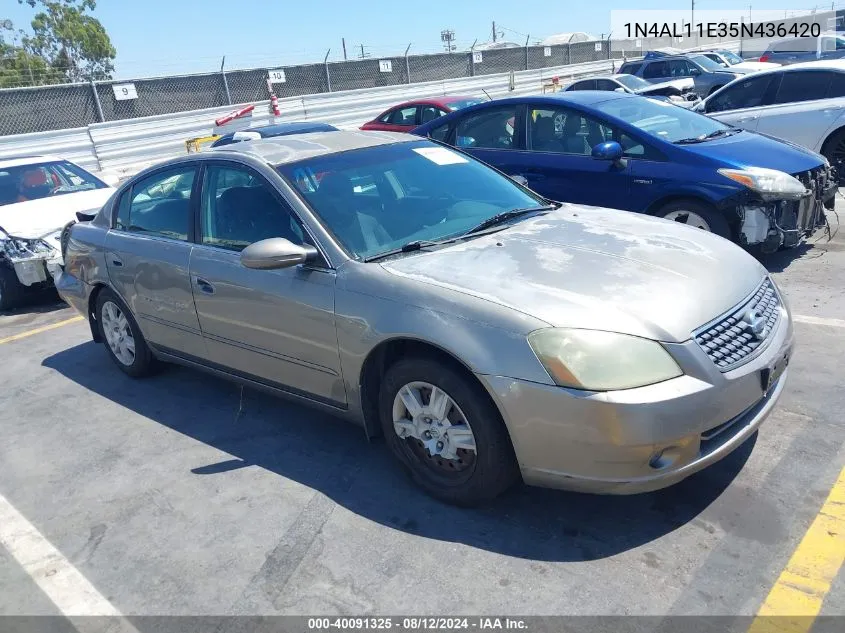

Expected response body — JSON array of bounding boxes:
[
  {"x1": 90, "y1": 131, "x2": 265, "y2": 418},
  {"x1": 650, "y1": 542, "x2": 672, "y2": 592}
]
[{"x1": 43, "y1": 342, "x2": 753, "y2": 563}]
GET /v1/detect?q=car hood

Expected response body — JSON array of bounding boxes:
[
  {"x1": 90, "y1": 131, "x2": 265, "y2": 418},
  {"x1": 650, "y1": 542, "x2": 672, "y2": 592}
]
[
  {"x1": 380, "y1": 207, "x2": 767, "y2": 343},
  {"x1": 678, "y1": 130, "x2": 824, "y2": 173},
  {"x1": 635, "y1": 79, "x2": 686, "y2": 94},
  {"x1": 0, "y1": 188, "x2": 114, "y2": 239}
]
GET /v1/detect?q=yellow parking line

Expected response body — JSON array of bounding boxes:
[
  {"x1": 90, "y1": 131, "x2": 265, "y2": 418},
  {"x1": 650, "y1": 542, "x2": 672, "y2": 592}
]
[
  {"x1": 0, "y1": 315, "x2": 84, "y2": 345},
  {"x1": 748, "y1": 465, "x2": 845, "y2": 633}
]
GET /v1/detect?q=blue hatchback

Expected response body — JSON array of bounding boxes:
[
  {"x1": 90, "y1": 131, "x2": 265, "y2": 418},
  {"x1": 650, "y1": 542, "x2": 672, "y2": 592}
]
[{"x1": 412, "y1": 92, "x2": 836, "y2": 251}]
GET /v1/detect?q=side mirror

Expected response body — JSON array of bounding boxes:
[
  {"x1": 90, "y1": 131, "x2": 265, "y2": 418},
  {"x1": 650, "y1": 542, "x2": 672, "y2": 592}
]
[
  {"x1": 456, "y1": 136, "x2": 476, "y2": 148},
  {"x1": 689, "y1": 67, "x2": 701, "y2": 76},
  {"x1": 591, "y1": 141, "x2": 624, "y2": 162},
  {"x1": 614, "y1": 86, "x2": 626, "y2": 92},
  {"x1": 240, "y1": 238, "x2": 318, "y2": 270},
  {"x1": 510, "y1": 174, "x2": 529, "y2": 186}
]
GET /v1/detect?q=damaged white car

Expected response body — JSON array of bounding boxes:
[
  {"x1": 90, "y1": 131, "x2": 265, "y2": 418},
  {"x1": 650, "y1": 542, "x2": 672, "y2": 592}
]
[{"x1": 0, "y1": 156, "x2": 117, "y2": 311}]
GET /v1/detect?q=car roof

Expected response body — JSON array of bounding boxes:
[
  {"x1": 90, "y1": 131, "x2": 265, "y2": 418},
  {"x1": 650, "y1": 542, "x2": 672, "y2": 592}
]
[
  {"x1": 212, "y1": 129, "x2": 417, "y2": 165},
  {"x1": 778, "y1": 59, "x2": 845, "y2": 71},
  {"x1": 247, "y1": 121, "x2": 338, "y2": 135},
  {"x1": 0, "y1": 155, "x2": 65, "y2": 169},
  {"x1": 391, "y1": 95, "x2": 481, "y2": 109},
  {"x1": 570, "y1": 75, "x2": 624, "y2": 82}
]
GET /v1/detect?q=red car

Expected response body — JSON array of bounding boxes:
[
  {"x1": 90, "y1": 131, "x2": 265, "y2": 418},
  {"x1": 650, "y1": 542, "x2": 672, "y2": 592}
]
[{"x1": 360, "y1": 95, "x2": 486, "y2": 132}]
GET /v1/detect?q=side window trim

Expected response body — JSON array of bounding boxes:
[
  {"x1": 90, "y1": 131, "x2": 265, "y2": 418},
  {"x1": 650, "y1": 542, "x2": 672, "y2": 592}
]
[{"x1": 197, "y1": 159, "x2": 333, "y2": 268}]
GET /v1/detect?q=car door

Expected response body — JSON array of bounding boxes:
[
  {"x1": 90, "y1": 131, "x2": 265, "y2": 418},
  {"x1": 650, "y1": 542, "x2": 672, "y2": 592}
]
[
  {"x1": 753, "y1": 70, "x2": 844, "y2": 150},
  {"x1": 702, "y1": 72, "x2": 778, "y2": 131},
  {"x1": 105, "y1": 164, "x2": 206, "y2": 358},
  {"x1": 188, "y1": 161, "x2": 345, "y2": 405},
  {"x1": 510, "y1": 104, "x2": 632, "y2": 207}
]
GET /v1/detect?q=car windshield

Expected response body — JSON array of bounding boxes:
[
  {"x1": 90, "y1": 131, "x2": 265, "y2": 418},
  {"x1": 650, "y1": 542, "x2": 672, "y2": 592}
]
[
  {"x1": 593, "y1": 96, "x2": 731, "y2": 143},
  {"x1": 444, "y1": 98, "x2": 486, "y2": 110},
  {"x1": 689, "y1": 54, "x2": 724, "y2": 71},
  {"x1": 721, "y1": 51, "x2": 744, "y2": 64},
  {"x1": 0, "y1": 160, "x2": 107, "y2": 207},
  {"x1": 279, "y1": 140, "x2": 545, "y2": 260},
  {"x1": 615, "y1": 74, "x2": 651, "y2": 90}
]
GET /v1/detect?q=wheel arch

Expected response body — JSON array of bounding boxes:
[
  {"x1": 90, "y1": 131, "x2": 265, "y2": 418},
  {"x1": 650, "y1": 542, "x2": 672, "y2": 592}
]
[
  {"x1": 358, "y1": 337, "x2": 502, "y2": 440},
  {"x1": 87, "y1": 282, "x2": 110, "y2": 343},
  {"x1": 820, "y1": 124, "x2": 845, "y2": 157}
]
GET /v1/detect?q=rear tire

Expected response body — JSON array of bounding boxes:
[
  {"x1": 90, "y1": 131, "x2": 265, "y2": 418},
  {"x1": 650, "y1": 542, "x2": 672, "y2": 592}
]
[
  {"x1": 379, "y1": 357, "x2": 520, "y2": 506},
  {"x1": 0, "y1": 265, "x2": 23, "y2": 312},
  {"x1": 96, "y1": 288, "x2": 155, "y2": 378},
  {"x1": 656, "y1": 199, "x2": 731, "y2": 240}
]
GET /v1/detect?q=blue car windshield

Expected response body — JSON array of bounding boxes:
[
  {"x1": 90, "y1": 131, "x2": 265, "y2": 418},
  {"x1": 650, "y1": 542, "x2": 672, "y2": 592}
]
[
  {"x1": 279, "y1": 141, "x2": 544, "y2": 260},
  {"x1": 592, "y1": 96, "x2": 731, "y2": 143}
]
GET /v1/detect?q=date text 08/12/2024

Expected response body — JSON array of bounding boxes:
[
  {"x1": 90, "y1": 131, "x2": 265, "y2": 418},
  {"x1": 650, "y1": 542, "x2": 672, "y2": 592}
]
[
  {"x1": 623, "y1": 21, "x2": 821, "y2": 39},
  {"x1": 307, "y1": 617, "x2": 528, "y2": 630}
]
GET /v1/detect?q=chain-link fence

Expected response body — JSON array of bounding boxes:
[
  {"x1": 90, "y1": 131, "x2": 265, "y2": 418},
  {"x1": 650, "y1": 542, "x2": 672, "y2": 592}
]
[{"x1": 2, "y1": 7, "x2": 837, "y2": 137}]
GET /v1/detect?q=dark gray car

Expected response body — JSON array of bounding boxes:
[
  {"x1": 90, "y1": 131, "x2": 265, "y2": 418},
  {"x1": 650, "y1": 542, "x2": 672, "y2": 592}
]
[
  {"x1": 56, "y1": 131, "x2": 793, "y2": 506},
  {"x1": 760, "y1": 33, "x2": 845, "y2": 65},
  {"x1": 619, "y1": 53, "x2": 748, "y2": 97}
]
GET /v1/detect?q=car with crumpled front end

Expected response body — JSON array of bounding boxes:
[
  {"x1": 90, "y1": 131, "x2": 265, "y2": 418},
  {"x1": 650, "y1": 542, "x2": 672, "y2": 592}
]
[
  {"x1": 57, "y1": 131, "x2": 793, "y2": 505},
  {"x1": 412, "y1": 92, "x2": 836, "y2": 253},
  {"x1": 0, "y1": 155, "x2": 117, "y2": 311}
]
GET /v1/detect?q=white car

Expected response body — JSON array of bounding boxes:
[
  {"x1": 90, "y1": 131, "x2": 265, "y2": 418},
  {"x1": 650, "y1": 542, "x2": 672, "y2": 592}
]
[
  {"x1": 0, "y1": 155, "x2": 117, "y2": 311},
  {"x1": 696, "y1": 60, "x2": 845, "y2": 174},
  {"x1": 698, "y1": 49, "x2": 780, "y2": 72}
]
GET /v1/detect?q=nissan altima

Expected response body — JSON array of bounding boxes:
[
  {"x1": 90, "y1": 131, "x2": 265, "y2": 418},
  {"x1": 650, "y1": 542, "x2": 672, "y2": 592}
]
[{"x1": 57, "y1": 131, "x2": 794, "y2": 505}]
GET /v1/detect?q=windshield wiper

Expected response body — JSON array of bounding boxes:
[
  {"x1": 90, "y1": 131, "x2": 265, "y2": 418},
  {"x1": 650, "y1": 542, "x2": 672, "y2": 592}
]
[
  {"x1": 364, "y1": 239, "x2": 449, "y2": 262},
  {"x1": 675, "y1": 127, "x2": 742, "y2": 144},
  {"x1": 463, "y1": 204, "x2": 557, "y2": 236}
]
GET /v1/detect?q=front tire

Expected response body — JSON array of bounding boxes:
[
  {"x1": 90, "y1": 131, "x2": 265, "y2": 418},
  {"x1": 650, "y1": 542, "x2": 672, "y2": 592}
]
[
  {"x1": 656, "y1": 199, "x2": 731, "y2": 239},
  {"x1": 0, "y1": 265, "x2": 23, "y2": 312},
  {"x1": 96, "y1": 289, "x2": 155, "y2": 377},
  {"x1": 379, "y1": 357, "x2": 519, "y2": 506}
]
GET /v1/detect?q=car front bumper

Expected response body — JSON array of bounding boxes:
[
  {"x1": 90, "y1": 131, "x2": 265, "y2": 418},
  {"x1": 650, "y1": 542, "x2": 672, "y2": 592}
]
[{"x1": 478, "y1": 302, "x2": 794, "y2": 495}]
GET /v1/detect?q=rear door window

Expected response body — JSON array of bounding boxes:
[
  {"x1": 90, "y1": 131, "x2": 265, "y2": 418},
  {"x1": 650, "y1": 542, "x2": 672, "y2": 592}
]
[
  {"x1": 115, "y1": 167, "x2": 195, "y2": 240},
  {"x1": 382, "y1": 106, "x2": 419, "y2": 126},
  {"x1": 642, "y1": 61, "x2": 668, "y2": 79},
  {"x1": 455, "y1": 105, "x2": 519, "y2": 150},
  {"x1": 827, "y1": 72, "x2": 845, "y2": 98},
  {"x1": 774, "y1": 71, "x2": 833, "y2": 104},
  {"x1": 619, "y1": 62, "x2": 642, "y2": 75},
  {"x1": 569, "y1": 80, "x2": 596, "y2": 90}
]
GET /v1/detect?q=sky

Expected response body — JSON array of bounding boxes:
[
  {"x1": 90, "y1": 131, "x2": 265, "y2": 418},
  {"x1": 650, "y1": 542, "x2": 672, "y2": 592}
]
[{"x1": 4, "y1": 0, "x2": 842, "y2": 78}]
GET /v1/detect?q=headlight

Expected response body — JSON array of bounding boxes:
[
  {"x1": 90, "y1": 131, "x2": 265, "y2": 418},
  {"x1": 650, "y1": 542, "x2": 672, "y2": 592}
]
[
  {"x1": 527, "y1": 328, "x2": 683, "y2": 391},
  {"x1": 718, "y1": 166, "x2": 807, "y2": 200}
]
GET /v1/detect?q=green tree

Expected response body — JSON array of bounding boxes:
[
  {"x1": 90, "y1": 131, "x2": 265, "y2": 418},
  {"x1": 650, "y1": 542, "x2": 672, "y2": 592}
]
[{"x1": 16, "y1": 0, "x2": 116, "y2": 84}]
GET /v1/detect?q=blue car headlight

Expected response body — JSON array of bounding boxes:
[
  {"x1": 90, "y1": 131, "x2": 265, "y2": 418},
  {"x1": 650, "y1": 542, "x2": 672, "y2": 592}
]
[{"x1": 718, "y1": 166, "x2": 807, "y2": 201}]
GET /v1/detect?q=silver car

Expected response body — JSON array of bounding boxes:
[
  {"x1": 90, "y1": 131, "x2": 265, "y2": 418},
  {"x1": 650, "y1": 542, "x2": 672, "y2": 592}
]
[{"x1": 57, "y1": 131, "x2": 794, "y2": 505}]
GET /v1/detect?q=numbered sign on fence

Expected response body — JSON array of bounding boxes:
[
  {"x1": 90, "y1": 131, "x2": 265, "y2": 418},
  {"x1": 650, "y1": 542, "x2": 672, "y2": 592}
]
[
  {"x1": 379, "y1": 60, "x2": 392, "y2": 73},
  {"x1": 543, "y1": 46, "x2": 551, "y2": 57},
  {"x1": 112, "y1": 83, "x2": 138, "y2": 101},
  {"x1": 268, "y1": 69, "x2": 287, "y2": 83},
  {"x1": 594, "y1": 42, "x2": 602, "y2": 51},
  {"x1": 472, "y1": 51, "x2": 483, "y2": 64}
]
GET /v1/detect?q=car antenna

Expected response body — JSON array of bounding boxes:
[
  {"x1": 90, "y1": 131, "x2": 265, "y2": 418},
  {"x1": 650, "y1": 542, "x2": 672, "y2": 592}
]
[{"x1": 482, "y1": 88, "x2": 493, "y2": 101}]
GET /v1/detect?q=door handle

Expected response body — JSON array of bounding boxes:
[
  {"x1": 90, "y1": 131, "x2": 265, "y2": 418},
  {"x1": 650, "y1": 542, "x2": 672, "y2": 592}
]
[
  {"x1": 736, "y1": 115, "x2": 758, "y2": 122},
  {"x1": 110, "y1": 255, "x2": 123, "y2": 267},
  {"x1": 195, "y1": 277, "x2": 215, "y2": 294}
]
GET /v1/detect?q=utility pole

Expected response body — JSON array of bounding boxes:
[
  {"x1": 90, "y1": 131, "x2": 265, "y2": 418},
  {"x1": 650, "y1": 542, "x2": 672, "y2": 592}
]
[
  {"x1": 342, "y1": 37, "x2": 347, "y2": 61},
  {"x1": 691, "y1": 0, "x2": 695, "y2": 28},
  {"x1": 492, "y1": 21, "x2": 497, "y2": 42}
]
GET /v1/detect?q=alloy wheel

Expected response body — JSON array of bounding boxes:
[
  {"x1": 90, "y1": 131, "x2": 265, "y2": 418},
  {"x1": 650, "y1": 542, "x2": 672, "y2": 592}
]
[
  {"x1": 663, "y1": 210, "x2": 712, "y2": 231},
  {"x1": 101, "y1": 300, "x2": 136, "y2": 366}
]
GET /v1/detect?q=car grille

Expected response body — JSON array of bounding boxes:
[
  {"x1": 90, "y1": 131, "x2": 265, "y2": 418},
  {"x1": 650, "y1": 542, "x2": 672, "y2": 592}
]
[{"x1": 694, "y1": 278, "x2": 781, "y2": 372}]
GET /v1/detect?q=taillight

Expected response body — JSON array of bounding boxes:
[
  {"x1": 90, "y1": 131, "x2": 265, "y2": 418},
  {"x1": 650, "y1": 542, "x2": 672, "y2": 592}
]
[{"x1": 759, "y1": 54, "x2": 770, "y2": 62}]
